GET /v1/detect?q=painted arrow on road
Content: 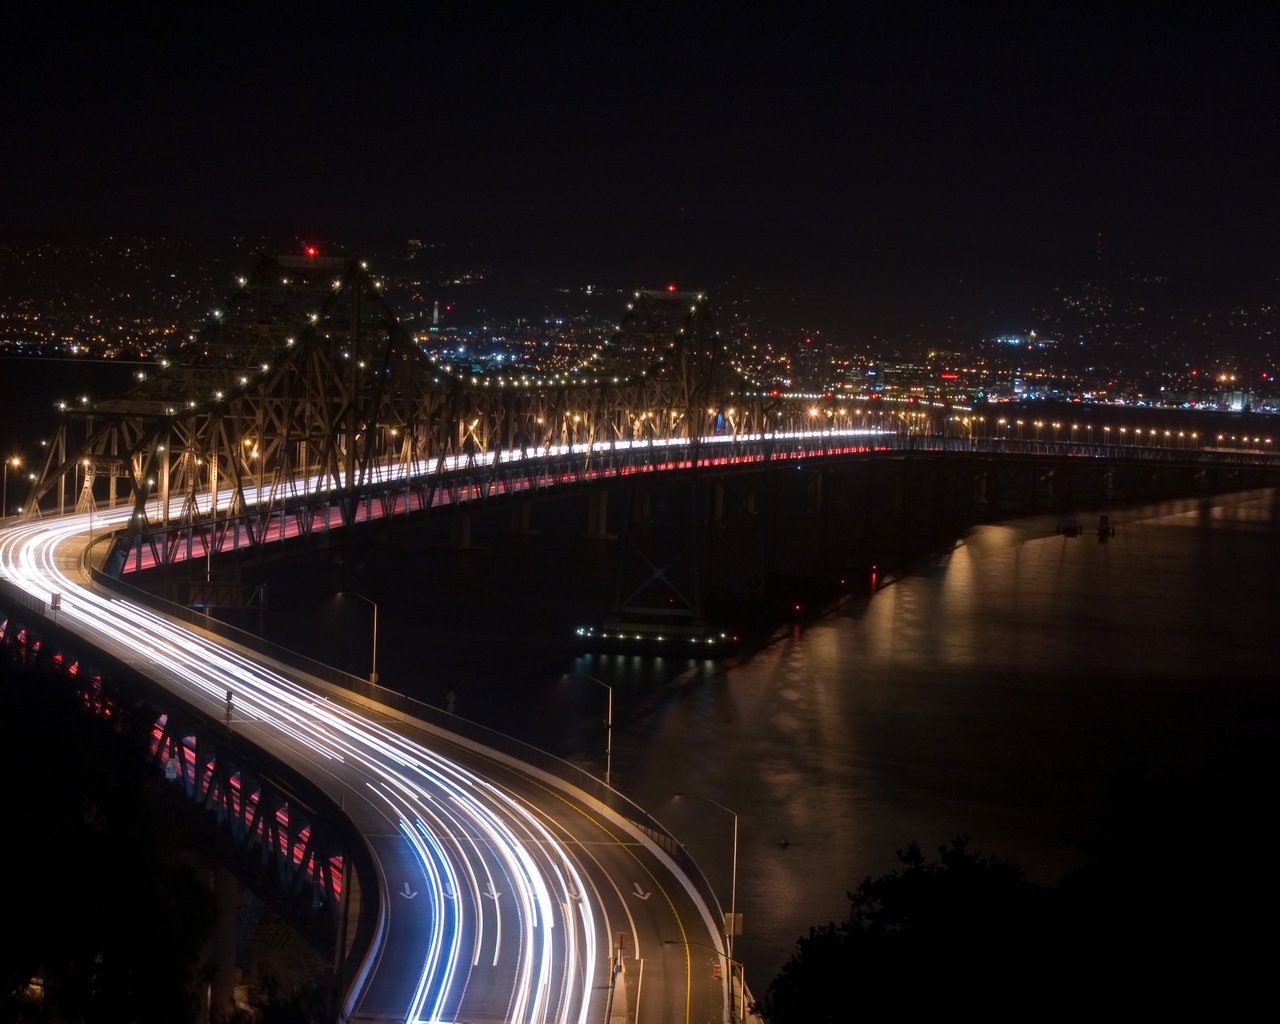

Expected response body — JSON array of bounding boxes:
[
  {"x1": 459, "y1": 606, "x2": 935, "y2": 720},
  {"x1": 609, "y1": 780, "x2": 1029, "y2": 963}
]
[
  {"x1": 632, "y1": 882, "x2": 652, "y2": 901},
  {"x1": 485, "y1": 881, "x2": 503, "y2": 900},
  {"x1": 400, "y1": 883, "x2": 418, "y2": 899}
]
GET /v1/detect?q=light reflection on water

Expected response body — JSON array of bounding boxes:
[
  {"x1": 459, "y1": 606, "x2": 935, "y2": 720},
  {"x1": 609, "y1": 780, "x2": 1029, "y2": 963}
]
[
  {"x1": 607, "y1": 489, "x2": 1280, "y2": 995},
  {"x1": 247, "y1": 484, "x2": 1280, "y2": 996}
]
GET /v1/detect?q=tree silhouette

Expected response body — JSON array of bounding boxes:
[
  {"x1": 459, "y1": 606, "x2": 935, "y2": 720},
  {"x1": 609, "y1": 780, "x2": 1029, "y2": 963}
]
[
  {"x1": 759, "y1": 764, "x2": 1280, "y2": 1022},
  {"x1": 757, "y1": 837, "x2": 1045, "y2": 1022}
]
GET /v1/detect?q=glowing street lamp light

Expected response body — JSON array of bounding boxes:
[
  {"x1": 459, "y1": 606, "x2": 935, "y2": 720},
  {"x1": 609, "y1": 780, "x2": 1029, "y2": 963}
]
[
  {"x1": 3, "y1": 455, "x2": 21, "y2": 518},
  {"x1": 339, "y1": 592, "x2": 379, "y2": 684}
]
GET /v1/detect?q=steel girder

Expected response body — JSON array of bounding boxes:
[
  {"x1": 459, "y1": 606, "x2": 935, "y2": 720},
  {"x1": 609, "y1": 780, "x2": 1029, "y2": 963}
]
[{"x1": 22, "y1": 257, "x2": 817, "y2": 569}]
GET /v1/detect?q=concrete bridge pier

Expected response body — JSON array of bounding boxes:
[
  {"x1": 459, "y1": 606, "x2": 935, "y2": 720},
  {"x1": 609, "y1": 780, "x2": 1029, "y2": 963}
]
[
  {"x1": 209, "y1": 866, "x2": 240, "y2": 1022},
  {"x1": 508, "y1": 501, "x2": 535, "y2": 536},
  {"x1": 806, "y1": 469, "x2": 824, "y2": 517},
  {"x1": 585, "y1": 489, "x2": 612, "y2": 540},
  {"x1": 449, "y1": 511, "x2": 472, "y2": 549},
  {"x1": 1039, "y1": 468, "x2": 1056, "y2": 504},
  {"x1": 973, "y1": 466, "x2": 992, "y2": 512},
  {"x1": 707, "y1": 476, "x2": 756, "y2": 526}
]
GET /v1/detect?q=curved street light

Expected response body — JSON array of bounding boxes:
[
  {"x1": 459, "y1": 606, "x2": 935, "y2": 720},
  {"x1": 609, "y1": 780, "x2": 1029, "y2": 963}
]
[
  {"x1": 579, "y1": 674, "x2": 613, "y2": 789},
  {"x1": 3, "y1": 455, "x2": 21, "y2": 518},
  {"x1": 675, "y1": 792, "x2": 739, "y2": 974}
]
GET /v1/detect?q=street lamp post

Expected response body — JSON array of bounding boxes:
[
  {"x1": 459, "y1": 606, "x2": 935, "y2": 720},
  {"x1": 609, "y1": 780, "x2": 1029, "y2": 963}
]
[
  {"x1": 339, "y1": 592, "x2": 379, "y2": 684},
  {"x1": 3, "y1": 455, "x2": 19, "y2": 518},
  {"x1": 82, "y1": 459, "x2": 93, "y2": 540},
  {"x1": 581, "y1": 674, "x2": 613, "y2": 789},
  {"x1": 663, "y1": 939, "x2": 744, "y2": 1024},
  {"x1": 676, "y1": 793, "x2": 739, "y2": 974}
]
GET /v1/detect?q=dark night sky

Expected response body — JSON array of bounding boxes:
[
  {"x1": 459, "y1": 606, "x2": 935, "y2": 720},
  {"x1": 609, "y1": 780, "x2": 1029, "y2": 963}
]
[{"x1": 4, "y1": 4, "x2": 1278, "y2": 272}]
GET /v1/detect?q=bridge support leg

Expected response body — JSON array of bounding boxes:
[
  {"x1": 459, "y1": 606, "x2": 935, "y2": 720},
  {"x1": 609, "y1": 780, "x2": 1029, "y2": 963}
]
[
  {"x1": 450, "y1": 511, "x2": 473, "y2": 549},
  {"x1": 710, "y1": 480, "x2": 725, "y2": 525},
  {"x1": 57, "y1": 431, "x2": 66, "y2": 515},
  {"x1": 508, "y1": 501, "x2": 535, "y2": 536},
  {"x1": 585, "y1": 490, "x2": 612, "y2": 540},
  {"x1": 209, "y1": 866, "x2": 240, "y2": 1021},
  {"x1": 159, "y1": 429, "x2": 171, "y2": 526},
  {"x1": 1039, "y1": 468, "x2": 1055, "y2": 507}
]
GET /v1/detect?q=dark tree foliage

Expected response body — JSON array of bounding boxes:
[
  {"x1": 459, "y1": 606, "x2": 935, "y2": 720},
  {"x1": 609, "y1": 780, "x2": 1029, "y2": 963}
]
[
  {"x1": 759, "y1": 766, "x2": 1280, "y2": 1023},
  {"x1": 0, "y1": 661, "x2": 215, "y2": 1023},
  {"x1": 227, "y1": 977, "x2": 333, "y2": 1024},
  {"x1": 756, "y1": 837, "x2": 1047, "y2": 1022}
]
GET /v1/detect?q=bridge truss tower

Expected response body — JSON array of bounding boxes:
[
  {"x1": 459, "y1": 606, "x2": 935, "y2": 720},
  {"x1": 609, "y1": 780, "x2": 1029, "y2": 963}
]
[{"x1": 24, "y1": 258, "x2": 788, "y2": 576}]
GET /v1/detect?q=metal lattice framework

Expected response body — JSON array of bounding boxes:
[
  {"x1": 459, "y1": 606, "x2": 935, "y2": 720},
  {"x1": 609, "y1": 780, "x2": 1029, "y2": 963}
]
[{"x1": 23, "y1": 257, "x2": 810, "y2": 571}]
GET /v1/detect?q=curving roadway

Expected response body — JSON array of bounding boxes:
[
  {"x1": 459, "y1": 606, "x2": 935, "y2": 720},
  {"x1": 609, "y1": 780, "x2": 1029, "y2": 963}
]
[{"x1": 0, "y1": 504, "x2": 732, "y2": 1024}]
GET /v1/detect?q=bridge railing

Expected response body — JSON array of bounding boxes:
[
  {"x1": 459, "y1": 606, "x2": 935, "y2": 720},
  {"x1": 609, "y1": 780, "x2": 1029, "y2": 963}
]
[
  {"x1": 108, "y1": 426, "x2": 1280, "y2": 575},
  {"x1": 0, "y1": 574, "x2": 53, "y2": 618},
  {"x1": 85, "y1": 565, "x2": 730, "y2": 936}
]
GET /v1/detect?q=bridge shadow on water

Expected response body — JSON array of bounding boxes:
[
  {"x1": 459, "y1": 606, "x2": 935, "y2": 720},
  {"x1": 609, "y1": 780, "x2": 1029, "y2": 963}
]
[
  {"x1": 162, "y1": 483, "x2": 955, "y2": 762},
  {"x1": 145, "y1": 452, "x2": 1265, "y2": 768}
]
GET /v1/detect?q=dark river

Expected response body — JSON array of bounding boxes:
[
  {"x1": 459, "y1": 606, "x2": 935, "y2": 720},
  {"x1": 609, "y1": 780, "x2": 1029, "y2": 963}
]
[{"x1": 613, "y1": 490, "x2": 1280, "y2": 991}]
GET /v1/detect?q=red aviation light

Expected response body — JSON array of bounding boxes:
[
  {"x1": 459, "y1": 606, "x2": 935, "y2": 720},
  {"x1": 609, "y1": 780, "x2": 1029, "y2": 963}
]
[
  {"x1": 666, "y1": 283, "x2": 677, "y2": 292},
  {"x1": 304, "y1": 244, "x2": 319, "y2": 257}
]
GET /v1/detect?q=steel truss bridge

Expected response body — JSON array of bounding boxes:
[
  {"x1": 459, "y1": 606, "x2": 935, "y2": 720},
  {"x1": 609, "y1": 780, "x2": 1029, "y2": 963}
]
[
  {"x1": 7, "y1": 254, "x2": 1280, "y2": 1022},
  {"x1": 21, "y1": 254, "x2": 801, "y2": 571},
  {"x1": 19, "y1": 253, "x2": 1280, "y2": 582}
]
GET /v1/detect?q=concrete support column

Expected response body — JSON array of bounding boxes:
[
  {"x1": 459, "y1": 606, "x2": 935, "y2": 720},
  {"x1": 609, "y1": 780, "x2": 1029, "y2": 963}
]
[
  {"x1": 159, "y1": 430, "x2": 171, "y2": 526},
  {"x1": 209, "y1": 867, "x2": 239, "y2": 1022},
  {"x1": 57, "y1": 431, "x2": 66, "y2": 515},
  {"x1": 450, "y1": 511, "x2": 472, "y2": 549},
  {"x1": 508, "y1": 501, "x2": 534, "y2": 536},
  {"x1": 808, "y1": 470, "x2": 824, "y2": 517},
  {"x1": 585, "y1": 490, "x2": 611, "y2": 539},
  {"x1": 1039, "y1": 468, "x2": 1055, "y2": 503},
  {"x1": 974, "y1": 468, "x2": 990, "y2": 509}
]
